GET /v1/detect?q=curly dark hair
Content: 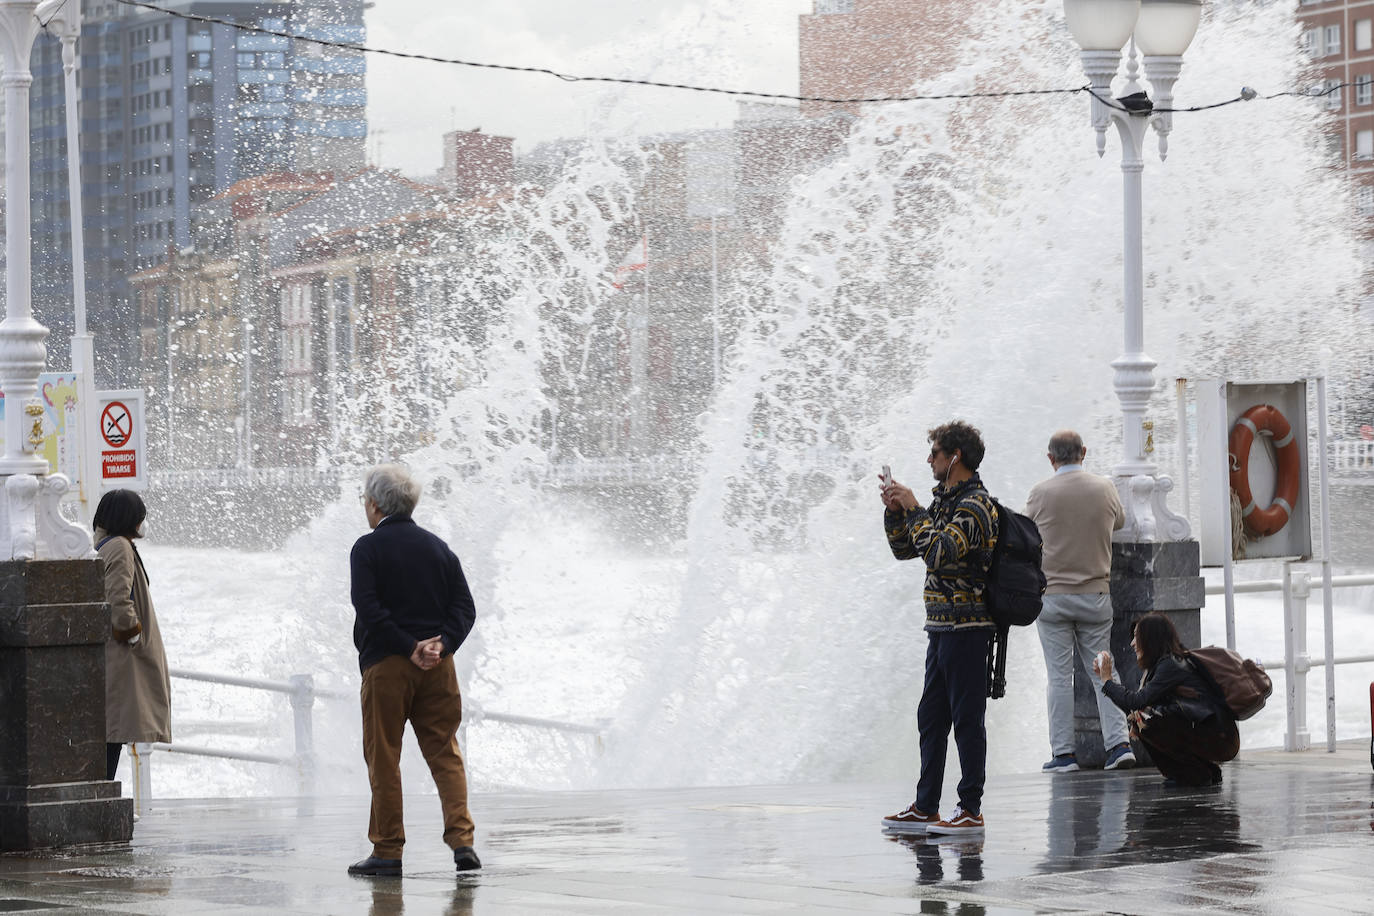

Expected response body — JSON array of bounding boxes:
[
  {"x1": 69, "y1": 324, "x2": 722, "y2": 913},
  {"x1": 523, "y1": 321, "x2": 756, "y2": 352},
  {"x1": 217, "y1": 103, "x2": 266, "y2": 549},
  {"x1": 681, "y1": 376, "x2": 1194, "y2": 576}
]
[
  {"x1": 927, "y1": 420, "x2": 986, "y2": 471},
  {"x1": 1131, "y1": 612, "x2": 1188, "y2": 671}
]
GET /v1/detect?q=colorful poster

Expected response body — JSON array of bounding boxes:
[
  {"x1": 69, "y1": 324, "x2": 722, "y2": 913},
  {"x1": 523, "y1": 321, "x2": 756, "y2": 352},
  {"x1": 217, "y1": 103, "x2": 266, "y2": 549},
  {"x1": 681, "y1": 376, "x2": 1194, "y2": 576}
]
[{"x1": 0, "y1": 372, "x2": 85, "y2": 485}]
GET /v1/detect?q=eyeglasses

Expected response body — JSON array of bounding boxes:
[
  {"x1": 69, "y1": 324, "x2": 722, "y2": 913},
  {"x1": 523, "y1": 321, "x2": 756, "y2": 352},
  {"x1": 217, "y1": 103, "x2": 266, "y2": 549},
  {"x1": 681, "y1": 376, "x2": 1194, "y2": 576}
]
[
  {"x1": 358, "y1": 493, "x2": 367, "y2": 505},
  {"x1": 929, "y1": 447, "x2": 944, "y2": 459}
]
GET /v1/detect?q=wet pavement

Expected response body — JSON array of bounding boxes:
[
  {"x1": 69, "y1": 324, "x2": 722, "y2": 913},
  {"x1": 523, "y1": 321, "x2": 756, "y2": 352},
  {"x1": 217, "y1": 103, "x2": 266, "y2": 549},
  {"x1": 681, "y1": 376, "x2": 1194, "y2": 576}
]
[{"x1": 2, "y1": 744, "x2": 1371, "y2": 914}]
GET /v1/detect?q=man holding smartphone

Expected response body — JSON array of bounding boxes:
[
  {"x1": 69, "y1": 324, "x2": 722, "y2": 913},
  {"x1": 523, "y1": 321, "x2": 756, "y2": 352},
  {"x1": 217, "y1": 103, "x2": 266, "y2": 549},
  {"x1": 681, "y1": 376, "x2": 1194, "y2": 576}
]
[{"x1": 878, "y1": 421, "x2": 999, "y2": 836}]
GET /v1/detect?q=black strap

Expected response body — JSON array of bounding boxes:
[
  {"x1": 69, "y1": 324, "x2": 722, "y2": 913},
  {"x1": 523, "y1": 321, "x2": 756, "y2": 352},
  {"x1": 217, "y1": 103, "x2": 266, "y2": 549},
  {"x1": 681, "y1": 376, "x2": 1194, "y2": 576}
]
[{"x1": 987, "y1": 626, "x2": 1009, "y2": 700}]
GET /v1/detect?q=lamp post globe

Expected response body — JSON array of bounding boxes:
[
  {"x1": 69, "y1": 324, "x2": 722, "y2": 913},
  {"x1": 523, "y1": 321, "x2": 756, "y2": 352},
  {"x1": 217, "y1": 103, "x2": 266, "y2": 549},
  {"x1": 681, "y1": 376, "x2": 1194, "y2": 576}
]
[
  {"x1": 1134, "y1": 0, "x2": 1202, "y2": 57},
  {"x1": 1063, "y1": 0, "x2": 1199, "y2": 543},
  {"x1": 1063, "y1": 0, "x2": 1140, "y2": 51}
]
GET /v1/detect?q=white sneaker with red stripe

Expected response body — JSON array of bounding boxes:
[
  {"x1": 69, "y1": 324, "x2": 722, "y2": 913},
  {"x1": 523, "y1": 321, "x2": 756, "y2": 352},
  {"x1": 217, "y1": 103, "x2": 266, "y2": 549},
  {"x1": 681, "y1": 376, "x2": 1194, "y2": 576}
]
[{"x1": 925, "y1": 805, "x2": 985, "y2": 835}]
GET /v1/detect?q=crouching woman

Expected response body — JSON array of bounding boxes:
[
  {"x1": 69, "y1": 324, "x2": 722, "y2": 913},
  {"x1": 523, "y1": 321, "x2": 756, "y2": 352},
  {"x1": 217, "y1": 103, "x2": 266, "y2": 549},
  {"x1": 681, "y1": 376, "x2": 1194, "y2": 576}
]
[{"x1": 1093, "y1": 612, "x2": 1238, "y2": 786}]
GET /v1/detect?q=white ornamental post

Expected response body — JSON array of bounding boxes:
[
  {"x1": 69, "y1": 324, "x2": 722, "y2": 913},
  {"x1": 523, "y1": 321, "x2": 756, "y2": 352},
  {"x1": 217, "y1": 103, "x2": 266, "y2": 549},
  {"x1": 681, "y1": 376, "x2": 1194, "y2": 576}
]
[
  {"x1": 0, "y1": 0, "x2": 90, "y2": 558},
  {"x1": 1065, "y1": 0, "x2": 1201, "y2": 542},
  {"x1": 41, "y1": 0, "x2": 102, "y2": 526}
]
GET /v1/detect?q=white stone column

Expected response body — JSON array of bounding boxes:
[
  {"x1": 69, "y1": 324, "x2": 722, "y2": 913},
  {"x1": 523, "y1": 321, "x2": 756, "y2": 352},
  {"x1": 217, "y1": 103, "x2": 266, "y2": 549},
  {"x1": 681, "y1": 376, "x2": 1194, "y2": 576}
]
[
  {"x1": 0, "y1": 1, "x2": 91, "y2": 559},
  {"x1": 0, "y1": 1, "x2": 48, "y2": 478}
]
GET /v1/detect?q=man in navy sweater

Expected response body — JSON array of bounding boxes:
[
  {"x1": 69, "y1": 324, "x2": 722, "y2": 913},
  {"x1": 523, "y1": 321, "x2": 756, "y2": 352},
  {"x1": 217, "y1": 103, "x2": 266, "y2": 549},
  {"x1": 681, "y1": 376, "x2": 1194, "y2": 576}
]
[{"x1": 347, "y1": 464, "x2": 479, "y2": 877}]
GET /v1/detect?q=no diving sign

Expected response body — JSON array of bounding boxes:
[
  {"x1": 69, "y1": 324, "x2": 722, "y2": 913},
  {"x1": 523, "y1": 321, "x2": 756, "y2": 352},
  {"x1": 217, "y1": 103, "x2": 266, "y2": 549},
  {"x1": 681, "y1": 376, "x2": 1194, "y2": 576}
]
[
  {"x1": 97, "y1": 390, "x2": 145, "y2": 490},
  {"x1": 101, "y1": 401, "x2": 132, "y2": 448}
]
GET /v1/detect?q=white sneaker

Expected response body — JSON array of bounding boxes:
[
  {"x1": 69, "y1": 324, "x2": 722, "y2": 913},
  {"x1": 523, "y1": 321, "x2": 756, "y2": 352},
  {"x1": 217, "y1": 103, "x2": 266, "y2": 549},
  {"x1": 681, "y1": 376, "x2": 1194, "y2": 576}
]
[{"x1": 925, "y1": 806, "x2": 985, "y2": 835}]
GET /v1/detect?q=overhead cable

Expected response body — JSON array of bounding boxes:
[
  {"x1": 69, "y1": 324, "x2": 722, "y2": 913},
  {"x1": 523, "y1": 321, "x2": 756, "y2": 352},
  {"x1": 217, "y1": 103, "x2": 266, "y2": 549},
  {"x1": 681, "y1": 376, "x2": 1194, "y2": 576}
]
[{"x1": 107, "y1": 0, "x2": 1353, "y2": 113}]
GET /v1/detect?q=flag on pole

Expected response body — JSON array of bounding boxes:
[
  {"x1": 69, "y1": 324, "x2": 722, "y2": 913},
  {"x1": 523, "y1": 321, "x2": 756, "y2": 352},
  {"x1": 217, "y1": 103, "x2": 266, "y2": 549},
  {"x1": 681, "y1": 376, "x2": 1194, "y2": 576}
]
[{"x1": 611, "y1": 235, "x2": 647, "y2": 289}]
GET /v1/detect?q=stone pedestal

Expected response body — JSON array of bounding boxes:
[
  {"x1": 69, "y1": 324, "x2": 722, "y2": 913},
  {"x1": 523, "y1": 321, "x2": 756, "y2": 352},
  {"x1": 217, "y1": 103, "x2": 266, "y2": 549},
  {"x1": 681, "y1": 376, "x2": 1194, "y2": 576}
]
[
  {"x1": 1070, "y1": 540, "x2": 1204, "y2": 767},
  {"x1": 0, "y1": 558, "x2": 133, "y2": 850}
]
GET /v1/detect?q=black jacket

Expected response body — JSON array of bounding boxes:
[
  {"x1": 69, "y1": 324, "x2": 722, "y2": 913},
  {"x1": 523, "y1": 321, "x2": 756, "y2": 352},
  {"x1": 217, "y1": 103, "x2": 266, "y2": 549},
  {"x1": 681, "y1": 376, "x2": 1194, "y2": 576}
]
[
  {"x1": 350, "y1": 514, "x2": 477, "y2": 674},
  {"x1": 1102, "y1": 654, "x2": 1230, "y2": 724}
]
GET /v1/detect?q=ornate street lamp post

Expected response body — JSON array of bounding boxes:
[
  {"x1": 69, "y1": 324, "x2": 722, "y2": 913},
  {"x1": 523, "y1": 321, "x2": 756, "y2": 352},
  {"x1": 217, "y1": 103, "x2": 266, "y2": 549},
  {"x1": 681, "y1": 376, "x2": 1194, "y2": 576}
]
[
  {"x1": 0, "y1": 0, "x2": 88, "y2": 558},
  {"x1": 1065, "y1": 0, "x2": 1201, "y2": 543},
  {"x1": 1, "y1": 4, "x2": 128, "y2": 856}
]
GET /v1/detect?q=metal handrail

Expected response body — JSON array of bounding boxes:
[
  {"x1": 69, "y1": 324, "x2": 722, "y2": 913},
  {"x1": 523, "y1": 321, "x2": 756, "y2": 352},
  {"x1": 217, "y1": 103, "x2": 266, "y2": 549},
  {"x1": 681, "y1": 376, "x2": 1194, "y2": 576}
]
[
  {"x1": 1254, "y1": 653, "x2": 1374, "y2": 671},
  {"x1": 1204, "y1": 573, "x2": 1374, "y2": 595},
  {"x1": 127, "y1": 667, "x2": 608, "y2": 814},
  {"x1": 167, "y1": 666, "x2": 346, "y2": 699},
  {"x1": 1204, "y1": 567, "x2": 1374, "y2": 753},
  {"x1": 144, "y1": 742, "x2": 294, "y2": 766},
  {"x1": 473, "y1": 711, "x2": 610, "y2": 735}
]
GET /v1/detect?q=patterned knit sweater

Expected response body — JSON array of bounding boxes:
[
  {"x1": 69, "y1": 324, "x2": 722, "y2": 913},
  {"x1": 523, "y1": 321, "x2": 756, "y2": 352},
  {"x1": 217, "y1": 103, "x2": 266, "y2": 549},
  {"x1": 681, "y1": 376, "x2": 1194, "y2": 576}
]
[{"x1": 885, "y1": 474, "x2": 999, "y2": 631}]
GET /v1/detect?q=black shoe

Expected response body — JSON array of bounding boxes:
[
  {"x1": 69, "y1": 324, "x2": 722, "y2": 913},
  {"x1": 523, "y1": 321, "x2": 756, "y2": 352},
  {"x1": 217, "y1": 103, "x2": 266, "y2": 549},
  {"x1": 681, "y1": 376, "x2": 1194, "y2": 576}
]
[
  {"x1": 348, "y1": 855, "x2": 402, "y2": 877},
  {"x1": 453, "y1": 845, "x2": 481, "y2": 872}
]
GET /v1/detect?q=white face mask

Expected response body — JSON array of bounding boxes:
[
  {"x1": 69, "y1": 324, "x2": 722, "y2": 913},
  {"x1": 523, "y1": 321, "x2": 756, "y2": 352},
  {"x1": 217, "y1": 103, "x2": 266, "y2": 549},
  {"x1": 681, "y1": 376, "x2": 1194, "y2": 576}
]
[{"x1": 137, "y1": 521, "x2": 148, "y2": 538}]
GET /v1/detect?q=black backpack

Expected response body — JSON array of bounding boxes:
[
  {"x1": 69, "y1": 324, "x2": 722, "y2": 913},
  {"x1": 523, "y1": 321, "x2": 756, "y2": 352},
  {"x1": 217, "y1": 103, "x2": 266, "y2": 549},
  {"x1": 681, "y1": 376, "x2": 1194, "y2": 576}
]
[
  {"x1": 985, "y1": 500, "x2": 1046, "y2": 628},
  {"x1": 985, "y1": 499, "x2": 1047, "y2": 699}
]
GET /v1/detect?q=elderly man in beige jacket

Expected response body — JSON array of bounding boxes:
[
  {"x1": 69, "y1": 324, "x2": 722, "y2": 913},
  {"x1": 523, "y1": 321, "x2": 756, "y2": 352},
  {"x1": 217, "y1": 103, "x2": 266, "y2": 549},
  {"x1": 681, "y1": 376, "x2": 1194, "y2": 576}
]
[{"x1": 1024, "y1": 430, "x2": 1132, "y2": 773}]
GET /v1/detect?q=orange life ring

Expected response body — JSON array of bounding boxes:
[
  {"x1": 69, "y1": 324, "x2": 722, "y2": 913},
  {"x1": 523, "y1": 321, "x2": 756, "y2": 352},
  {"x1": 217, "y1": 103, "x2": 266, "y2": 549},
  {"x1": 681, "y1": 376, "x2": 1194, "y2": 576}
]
[{"x1": 1228, "y1": 404, "x2": 1301, "y2": 538}]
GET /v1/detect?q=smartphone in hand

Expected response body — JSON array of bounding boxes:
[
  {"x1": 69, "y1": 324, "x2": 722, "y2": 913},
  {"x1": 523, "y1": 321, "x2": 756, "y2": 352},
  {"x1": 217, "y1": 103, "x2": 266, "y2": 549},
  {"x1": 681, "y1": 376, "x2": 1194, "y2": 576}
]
[{"x1": 879, "y1": 464, "x2": 893, "y2": 489}]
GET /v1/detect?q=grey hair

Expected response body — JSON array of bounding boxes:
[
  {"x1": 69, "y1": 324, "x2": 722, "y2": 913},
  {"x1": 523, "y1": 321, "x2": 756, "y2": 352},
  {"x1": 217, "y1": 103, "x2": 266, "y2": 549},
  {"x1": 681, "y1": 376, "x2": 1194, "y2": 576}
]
[
  {"x1": 364, "y1": 464, "x2": 421, "y2": 517},
  {"x1": 1047, "y1": 430, "x2": 1085, "y2": 466}
]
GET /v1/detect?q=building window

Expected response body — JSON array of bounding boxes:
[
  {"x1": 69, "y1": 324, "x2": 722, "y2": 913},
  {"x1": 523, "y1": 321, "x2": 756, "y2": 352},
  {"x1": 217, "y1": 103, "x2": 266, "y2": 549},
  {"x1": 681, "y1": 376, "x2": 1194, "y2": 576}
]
[
  {"x1": 1358, "y1": 186, "x2": 1374, "y2": 216},
  {"x1": 814, "y1": 0, "x2": 854, "y2": 11},
  {"x1": 1358, "y1": 75, "x2": 1372, "y2": 106},
  {"x1": 1359, "y1": 20, "x2": 1374, "y2": 52},
  {"x1": 1302, "y1": 29, "x2": 1319, "y2": 59},
  {"x1": 1325, "y1": 24, "x2": 1341, "y2": 58},
  {"x1": 1326, "y1": 79, "x2": 1343, "y2": 110},
  {"x1": 334, "y1": 277, "x2": 353, "y2": 372},
  {"x1": 1357, "y1": 129, "x2": 1374, "y2": 159}
]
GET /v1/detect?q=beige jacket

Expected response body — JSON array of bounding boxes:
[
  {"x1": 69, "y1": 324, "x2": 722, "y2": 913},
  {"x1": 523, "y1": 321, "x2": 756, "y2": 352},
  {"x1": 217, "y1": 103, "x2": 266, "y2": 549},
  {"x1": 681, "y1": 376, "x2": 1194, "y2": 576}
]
[
  {"x1": 1024, "y1": 468, "x2": 1125, "y2": 594},
  {"x1": 97, "y1": 528, "x2": 172, "y2": 744}
]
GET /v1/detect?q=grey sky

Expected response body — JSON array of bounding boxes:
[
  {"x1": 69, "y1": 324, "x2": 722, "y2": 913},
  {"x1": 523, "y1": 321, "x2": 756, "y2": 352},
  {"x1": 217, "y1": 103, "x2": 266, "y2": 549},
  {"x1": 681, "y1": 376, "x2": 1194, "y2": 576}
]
[{"x1": 365, "y1": 0, "x2": 813, "y2": 178}]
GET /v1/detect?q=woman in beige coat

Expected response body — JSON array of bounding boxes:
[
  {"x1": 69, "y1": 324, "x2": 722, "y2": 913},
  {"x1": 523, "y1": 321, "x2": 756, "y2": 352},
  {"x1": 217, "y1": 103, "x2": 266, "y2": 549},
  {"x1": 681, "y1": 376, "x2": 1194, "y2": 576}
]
[{"x1": 94, "y1": 489, "x2": 171, "y2": 780}]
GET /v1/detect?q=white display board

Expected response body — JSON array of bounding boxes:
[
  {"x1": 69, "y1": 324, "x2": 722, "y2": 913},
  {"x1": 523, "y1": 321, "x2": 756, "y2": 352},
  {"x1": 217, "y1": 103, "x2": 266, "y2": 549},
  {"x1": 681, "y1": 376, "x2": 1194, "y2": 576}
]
[
  {"x1": 96, "y1": 389, "x2": 146, "y2": 491},
  {"x1": 0, "y1": 373, "x2": 86, "y2": 498},
  {"x1": 1197, "y1": 379, "x2": 1312, "y2": 565}
]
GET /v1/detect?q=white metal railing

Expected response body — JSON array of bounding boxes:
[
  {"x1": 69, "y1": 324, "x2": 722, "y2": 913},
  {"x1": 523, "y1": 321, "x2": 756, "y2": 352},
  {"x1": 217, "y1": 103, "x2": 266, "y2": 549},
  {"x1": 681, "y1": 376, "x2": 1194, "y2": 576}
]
[
  {"x1": 1204, "y1": 569, "x2": 1374, "y2": 753},
  {"x1": 544, "y1": 455, "x2": 691, "y2": 488},
  {"x1": 126, "y1": 668, "x2": 608, "y2": 814},
  {"x1": 150, "y1": 450, "x2": 879, "y2": 494},
  {"x1": 1328, "y1": 440, "x2": 1374, "y2": 473},
  {"x1": 150, "y1": 466, "x2": 350, "y2": 490}
]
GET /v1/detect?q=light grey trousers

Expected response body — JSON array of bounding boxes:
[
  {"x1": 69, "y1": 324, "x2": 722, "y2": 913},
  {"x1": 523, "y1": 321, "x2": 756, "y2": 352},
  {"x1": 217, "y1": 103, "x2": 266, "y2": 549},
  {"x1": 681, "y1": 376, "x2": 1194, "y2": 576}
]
[{"x1": 1036, "y1": 593, "x2": 1130, "y2": 757}]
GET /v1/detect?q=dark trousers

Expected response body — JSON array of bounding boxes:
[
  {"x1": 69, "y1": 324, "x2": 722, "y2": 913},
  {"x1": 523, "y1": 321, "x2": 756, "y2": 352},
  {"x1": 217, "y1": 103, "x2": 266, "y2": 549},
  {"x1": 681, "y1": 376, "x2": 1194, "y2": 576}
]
[
  {"x1": 361, "y1": 654, "x2": 475, "y2": 858},
  {"x1": 915, "y1": 628, "x2": 993, "y2": 816},
  {"x1": 1139, "y1": 713, "x2": 1240, "y2": 785},
  {"x1": 106, "y1": 742, "x2": 122, "y2": 781}
]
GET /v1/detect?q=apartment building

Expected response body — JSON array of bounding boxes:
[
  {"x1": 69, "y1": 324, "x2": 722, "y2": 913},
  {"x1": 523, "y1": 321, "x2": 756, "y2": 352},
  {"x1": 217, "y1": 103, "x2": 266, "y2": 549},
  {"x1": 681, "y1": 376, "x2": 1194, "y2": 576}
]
[
  {"x1": 1297, "y1": 0, "x2": 1374, "y2": 218},
  {"x1": 26, "y1": 0, "x2": 367, "y2": 386}
]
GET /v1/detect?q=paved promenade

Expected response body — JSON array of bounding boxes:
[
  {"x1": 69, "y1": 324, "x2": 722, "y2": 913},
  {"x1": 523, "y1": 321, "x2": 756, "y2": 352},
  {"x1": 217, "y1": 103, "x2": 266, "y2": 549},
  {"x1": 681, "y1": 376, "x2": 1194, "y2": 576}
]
[{"x1": 2, "y1": 744, "x2": 1371, "y2": 914}]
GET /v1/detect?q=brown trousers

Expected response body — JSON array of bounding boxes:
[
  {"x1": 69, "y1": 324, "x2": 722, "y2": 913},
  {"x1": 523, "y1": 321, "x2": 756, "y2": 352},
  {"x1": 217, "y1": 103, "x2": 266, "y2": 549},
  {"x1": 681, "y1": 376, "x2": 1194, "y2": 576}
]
[
  {"x1": 361, "y1": 654, "x2": 474, "y2": 857},
  {"x1": 1138, "y1": 713, "x2": 1240, "y2": 786}
]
